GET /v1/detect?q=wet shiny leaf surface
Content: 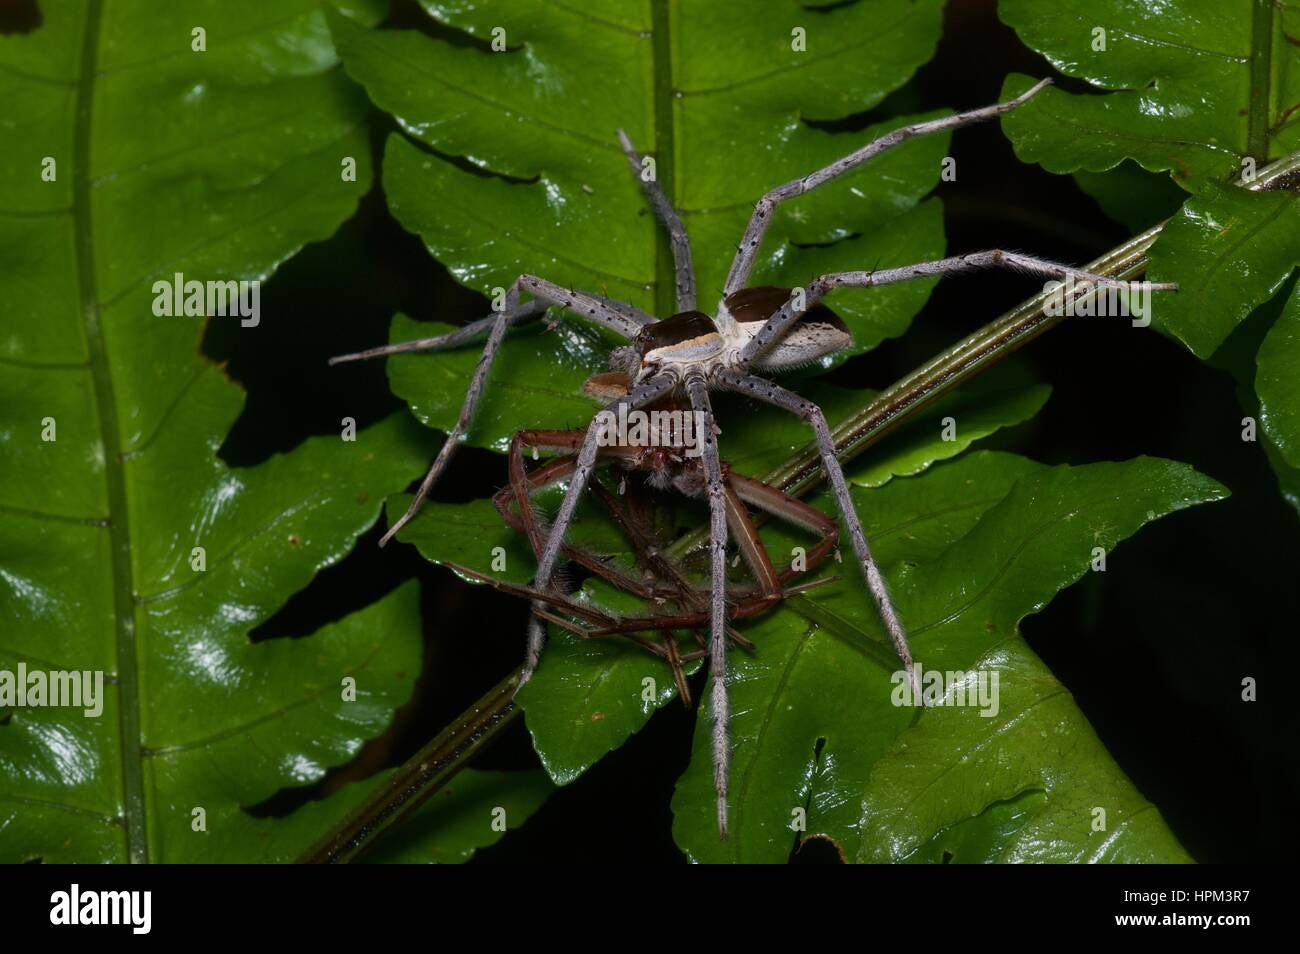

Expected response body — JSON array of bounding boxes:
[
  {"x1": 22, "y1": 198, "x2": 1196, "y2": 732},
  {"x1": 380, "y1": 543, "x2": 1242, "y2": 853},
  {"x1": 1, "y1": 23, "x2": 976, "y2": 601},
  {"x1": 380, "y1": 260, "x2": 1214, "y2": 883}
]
[
  {"x1": 1148, "y1": 181, "x2": 1300, "y2": 359},
  {"x1": 364, "y1": 769, "x2": 552, "y2": 864},
  {"x1": 0, "y1": 0, "x2": 438, "y2": 863},
  {"x1": 998, "y1": 0, "x2": 1300, "y2": 191},
  {"x1": 1258, "y1": 283, "x2": 1300, "y2": 469},
  {"x1": 670, "y1": 452, "x2": 1224, "y2": 862}
]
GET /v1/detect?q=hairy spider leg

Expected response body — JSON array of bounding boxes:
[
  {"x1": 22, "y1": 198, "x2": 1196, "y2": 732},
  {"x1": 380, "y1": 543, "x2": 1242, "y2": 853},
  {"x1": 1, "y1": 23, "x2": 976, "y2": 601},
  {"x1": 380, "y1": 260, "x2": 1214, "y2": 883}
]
[
  {"x1": 717, "y1": 368, "x2": 919, "y2": 700},
  {"x1": 683, "y1": 374, "x2": 733, "y2": 836},
  {"x1": 739, "y1": 253, "x2": 1176, "y2": 367},
  {"x1": 328, "y1": 299, "x2": 550, "y2": 367},
  {"x1": 617, "y1": 128, "x2": 697, "y2": 312},
  {"x1": 727, "y1": 254, "x2": 1178, "y2": 695},
  {"x1": 330, "y1": 275, "x2": 651, "y2": 546},
  {"x1": 722, "y1": 78, "x2": 1055, "y2": 300}
]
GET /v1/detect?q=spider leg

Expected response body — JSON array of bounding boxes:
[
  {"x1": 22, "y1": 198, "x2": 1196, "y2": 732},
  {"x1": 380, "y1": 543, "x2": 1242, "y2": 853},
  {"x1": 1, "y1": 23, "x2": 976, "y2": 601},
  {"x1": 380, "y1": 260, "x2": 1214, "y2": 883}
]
[
  {"x1": 587, "y1": 472, "x2": 751, "y2": 608},
  {"x1": 452, "y1": 559, "x2": 744, "y2": 640},
  {"x1": 504, "y1": 430, "x2": 584, "y2": 561},
  {"x1": 500, "y1": 430, "x2": 674, "y2": 595},
  {"x1": 446, "y1": 562, "x2": 686, "y2": 649},
  {"x1": 661, "y1": 627, "x2": 692, "y2": 707},
  {"x1": 515, "y1": 274, "x2": 656, "y2": 335},
  {"x1": 523, "y1": 373, "x2": 679, "y2": 682},
  {"x1": 497, "y1": 433, "x2": 656, "y2": 597},
  {"x1": 526, "y1": 607, "x2": 654, "y2": 651},
  {"x1": 720, "y1": 477, "x2": 781, "y2": 612},
  {"x1": 726, "y1": 471, "x2": 839, "y2": 587},
  {"x1": 534, "y1": 608, "x2": 692, "y2": 696},
  {"x1": 499, "y1": 418, "x2": 762, "y2": 701},
  {"x1": 586, "y1": 476, "x2": 699, "y2": 602},
  {"x1": 446, "y1": 562, "x2": 627, "y2": 630},
  {"x1": 584, "y1": 477, "x2": 697, "y2": 705},
  {"x1": 723, "y1": 78, "x2": 1053, "y2": 298},
  {"x1": 716, "y1": 369, "x2": 920, "y2": 703},
  {"x1": 373, "y1": 276, "x2": 649, "y2": 547},
  {"x1": 585, "y1": 451, "x2": 781, "y2": 615},
  {"x1": 587, "y1": 473, "x2": 780, "y2": 647},
  {"x1": 684, "y1": 373, "x2": 732, "y2": 838},
  {"x1": 589, "y1": 484, "x2": 765, "y2": 644},
  {"x1": 617, "y1": 129, "x2": 697, "y2": 311},
  {"x1": 739, "y1": 253, "x2": 1176, "y2": 367},
  {"x1": 328, "y1": 299, "x2": 550, "y2": 365}
]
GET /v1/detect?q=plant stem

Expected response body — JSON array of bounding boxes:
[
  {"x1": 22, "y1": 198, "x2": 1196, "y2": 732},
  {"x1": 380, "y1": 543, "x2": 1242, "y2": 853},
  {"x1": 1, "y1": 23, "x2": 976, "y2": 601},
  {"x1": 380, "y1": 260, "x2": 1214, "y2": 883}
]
[
  {"x1": 75, "y1": 0, "x2": 148, "y2": 864},
  {"x1": 651, "y1": 0, "x2": 679, "y2": 319},
  {"x1": 305, "y1": 148, "x2": 1300, "y2": 864},
  {"x1": 297, "y1": 668, "x2": 522, "y2": 863},
  {"x1": 1247, "y1": 0, "x2": 1274, "y2": 165}
]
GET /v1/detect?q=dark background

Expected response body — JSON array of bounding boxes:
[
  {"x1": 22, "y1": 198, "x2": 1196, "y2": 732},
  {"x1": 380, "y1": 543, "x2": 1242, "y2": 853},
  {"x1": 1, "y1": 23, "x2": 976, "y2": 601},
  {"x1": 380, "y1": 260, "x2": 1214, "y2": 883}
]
[{"x1": 185, "y1": 0, "x2": 1295, "y2": 862}]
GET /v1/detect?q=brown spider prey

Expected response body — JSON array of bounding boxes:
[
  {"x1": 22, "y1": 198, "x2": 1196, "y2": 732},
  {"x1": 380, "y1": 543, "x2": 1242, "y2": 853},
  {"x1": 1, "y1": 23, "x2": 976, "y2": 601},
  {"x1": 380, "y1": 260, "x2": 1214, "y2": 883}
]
[
  {"x1": 331, "y1": 77, "x2": 1176, "y2": 837},
  {"x1": 446, "y1": 417, "x2": 844, "y2": 709}
]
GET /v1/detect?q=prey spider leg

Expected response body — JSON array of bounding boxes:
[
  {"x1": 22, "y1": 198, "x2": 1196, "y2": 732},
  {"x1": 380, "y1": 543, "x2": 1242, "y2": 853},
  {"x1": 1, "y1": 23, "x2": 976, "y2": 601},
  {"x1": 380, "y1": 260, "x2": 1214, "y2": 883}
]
[
  {"x1": 726, "y1": 471, "x2": 839, "y2": 588},
  {"x1": 499, "y1": 408, "x2": 841, "y2": 606},
  {"x1": 445, "y1": 489, "x2": 839, "y2": 702},
  {"x1": 496, "y1": 438, "x2": 669, "y2": 601},
  {"x1": 489, "y1": 417, "x2": 845, "y2": 726}
]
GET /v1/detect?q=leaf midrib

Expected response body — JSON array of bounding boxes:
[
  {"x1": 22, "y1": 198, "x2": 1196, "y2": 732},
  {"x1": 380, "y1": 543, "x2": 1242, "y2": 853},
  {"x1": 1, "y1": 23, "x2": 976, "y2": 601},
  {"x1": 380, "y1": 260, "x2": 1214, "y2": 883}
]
[
  {"x1": 73, "y1": 0, "x2": 147, "y2": 864},
  {"x1": 651, "y1": 0, "x2": 677, "y2": 318},
  {"x1": 1247, "y1": 0, "x2": 1274, "y2": 161}
]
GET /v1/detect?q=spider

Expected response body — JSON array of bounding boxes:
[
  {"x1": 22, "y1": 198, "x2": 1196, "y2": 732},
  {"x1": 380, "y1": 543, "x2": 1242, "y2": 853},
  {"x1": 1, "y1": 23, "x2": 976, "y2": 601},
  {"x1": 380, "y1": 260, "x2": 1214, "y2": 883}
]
[{"x1": 332, "y1": 77, "x2": 1174, "y2": 836}]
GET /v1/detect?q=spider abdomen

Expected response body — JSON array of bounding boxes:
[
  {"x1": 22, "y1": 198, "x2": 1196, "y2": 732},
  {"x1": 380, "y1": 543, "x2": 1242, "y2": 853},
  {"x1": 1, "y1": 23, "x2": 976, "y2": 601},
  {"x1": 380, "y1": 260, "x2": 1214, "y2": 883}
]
[{"x1": 720, "y1": 285, "x2": 852, "y2": 370}]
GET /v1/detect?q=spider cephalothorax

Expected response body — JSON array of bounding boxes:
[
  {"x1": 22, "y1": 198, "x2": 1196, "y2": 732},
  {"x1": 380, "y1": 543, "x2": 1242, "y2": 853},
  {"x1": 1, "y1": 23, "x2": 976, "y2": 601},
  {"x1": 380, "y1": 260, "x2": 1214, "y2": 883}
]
[{"x1": 332, "y1": 77, "x2": 1175, "y2": 838}]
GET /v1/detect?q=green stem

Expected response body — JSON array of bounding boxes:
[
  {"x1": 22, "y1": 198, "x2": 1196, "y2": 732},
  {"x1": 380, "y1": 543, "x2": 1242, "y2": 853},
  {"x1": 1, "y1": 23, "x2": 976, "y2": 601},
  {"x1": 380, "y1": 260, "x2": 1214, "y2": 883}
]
[
  {"x1": 651, "y1": 0, "x2": 678, "y2": 318},
  {"x1": 297, "y1": 669, "x2": 522, "y2": 864},
  {"x1": 1247, "y1": 0, "x2": 1274, "y2": 164},
  {"x1": 74, "y1": 0, "x2": 147, "y2": 864}
]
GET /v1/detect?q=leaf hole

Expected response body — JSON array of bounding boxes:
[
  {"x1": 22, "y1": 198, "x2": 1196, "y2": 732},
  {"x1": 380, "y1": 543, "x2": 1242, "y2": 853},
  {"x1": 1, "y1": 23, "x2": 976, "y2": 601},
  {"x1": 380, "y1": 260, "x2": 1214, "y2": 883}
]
[{"x1": 0, "y1": 0, "x2": 40, "y2": 35}]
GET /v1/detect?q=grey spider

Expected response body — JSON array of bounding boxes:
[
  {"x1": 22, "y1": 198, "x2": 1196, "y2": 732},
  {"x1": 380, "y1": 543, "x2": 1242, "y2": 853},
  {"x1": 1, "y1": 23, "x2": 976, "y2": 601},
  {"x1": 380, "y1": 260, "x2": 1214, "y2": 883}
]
[{"x1": 332, "y1": 77, "x2": 1174, "y2": 837}]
